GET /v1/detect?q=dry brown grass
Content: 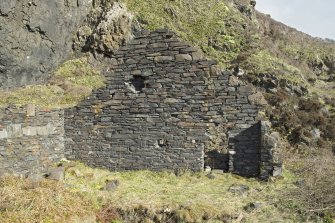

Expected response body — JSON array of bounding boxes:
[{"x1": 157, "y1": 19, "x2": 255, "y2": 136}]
[
  {"x1": 0, "y1": 176, "x2": 96, "y2": 223},
  {"x1": 63, "y1": 162, "x2": 305, "y2": 222},
  {"x1": 284, "y1": 149, "x2": 335, "y2": 222},
  {"x1": 1, "y1": 160, "x2": 333, "y2": 222}
]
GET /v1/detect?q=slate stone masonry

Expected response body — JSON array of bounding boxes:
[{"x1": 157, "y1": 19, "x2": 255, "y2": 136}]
[
  {"x1": 0, "y1": 105, "x2": 64, "y2": 176},
  {"x1": 0, "y1": 29, "x2": 281, "y2": 178},
  {"x1": 65, "y1": 29, "x2": 272, "y2": 177}
]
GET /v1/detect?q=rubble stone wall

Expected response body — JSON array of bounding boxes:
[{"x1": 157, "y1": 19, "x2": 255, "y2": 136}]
[
  {"x1": 0, "y1": 105, "x2": 64, "y2": 176},
  {"x1": 65, "y1": 30, "x2": 264, "y2": 176}
]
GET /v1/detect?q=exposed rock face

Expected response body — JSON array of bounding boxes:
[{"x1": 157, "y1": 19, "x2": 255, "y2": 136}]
[
  {"x1": 0, "y1": 0, "x2": 92, "y2": 89},
  {"x1": 73, "y1": 1, "x2": 133, "y2": 55}
]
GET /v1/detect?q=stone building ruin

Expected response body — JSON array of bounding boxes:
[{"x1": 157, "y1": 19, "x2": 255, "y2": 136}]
[{"x1": 0, "y1": 30, "x2": 281, "y2": 179}]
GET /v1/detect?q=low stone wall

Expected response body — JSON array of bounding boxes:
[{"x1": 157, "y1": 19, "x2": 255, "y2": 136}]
[
  {"x1": 0, "y1": 105, "x2": 64, "y2": 176},
  {"x1": 65, "y1": 29, "x2": 266, "y2": 176}
]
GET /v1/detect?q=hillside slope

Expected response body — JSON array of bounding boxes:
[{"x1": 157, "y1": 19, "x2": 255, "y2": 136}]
[
  {"x1": 0, "y1": 0, "x2": 334, "y2": 221},
  {"x1": 122, "y1": 0, "x2": 335, "y2": 150},
  {"x1": 0, "y1": 0, "x2": 333, "y2": 156},
  {"x1": 0, "y1": 0, "x2": 333, "y2": 157}
]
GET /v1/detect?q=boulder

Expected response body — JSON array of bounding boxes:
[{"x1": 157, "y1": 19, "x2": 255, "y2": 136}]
[
  {"x1": 27, "y1": 173, "x2": 44, "y2": 182},
  {"x1": 250, "y1": 1, "x2": 257, "y2": 8},
  {"x1": 46, "y1": 167, "x2": 65, "y2": 181},
  {"x1": 248, "y1": 92, "x2": 267, "y2": 106},
  {"x1": 206, "y1": 173, "x2": 215, "y2": 179},
  {"x1": 103, "y1": 179, "x2": 120, "y2": 191},
  {"x1": 244, "y1": 202, "x2": 262, "y2": 211},
  {"x1": 228, "y1": 184, "x2": 249, "y2": 195},
  {"x1": 204, "y1": 166, "x2": 211, "y2": 172},
  {"x1": 73, "y1": 2, "x2": 133, "y2": 55}
]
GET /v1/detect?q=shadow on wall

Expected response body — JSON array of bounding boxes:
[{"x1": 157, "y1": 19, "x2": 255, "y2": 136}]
[
  {"x1": 230, "y1": 123, "x2": 261, "y2": 177},
  {"x1": 205, "y1": 151, "x2": 229, "y2": 171},
  {"x1": 205, "y1": 123, "x2": 261, "y2": 177}
]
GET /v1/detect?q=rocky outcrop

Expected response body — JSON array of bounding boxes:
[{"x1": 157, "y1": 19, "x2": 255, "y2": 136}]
[
  {"x1": 0, "y1": 0, "x2": 92, "y2": 90},
  {"x1": 73, "y1": 1, "x2": 133, "y2": 56},
  {"x1": 248, "y1": 73, "x2": 309, "y2": 96}
]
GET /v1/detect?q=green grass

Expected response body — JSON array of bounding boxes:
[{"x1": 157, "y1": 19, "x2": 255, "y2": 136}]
[
  {"x1": 124, "y1": 0, "x2": 250, "y2": 67},
  {"x1": 0, "y1": 161, "x2": 305, "y2": 223},
  {"x1": 54, "y1": 57, "x2": 104, "y2": 89},
  {"x1": 1, "y1": 160, "x2": 333, "y2": 222},
  {"x1": 0, "y1": 57, "x2": 105, "y2": 109}
]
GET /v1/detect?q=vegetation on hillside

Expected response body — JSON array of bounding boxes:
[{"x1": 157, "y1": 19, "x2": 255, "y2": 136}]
[
  {"x1": 123, "y1": 0, "x2": 335, "y2": 149},
  {"x1": 121, "y1": 0, "x2": 335, "y2": 221},
  {"x1": 0, "y1": 0, "x2": 334, "y2": 222},
  {"x1": 1, "y1": 161, "x2": 331, "y2": 223},
  {"x1": 124, "y1": 0, "x2": 253, "y2": 67},
  {"x1": 0, "y1": 57, "x2": 105, "y2": 109}
]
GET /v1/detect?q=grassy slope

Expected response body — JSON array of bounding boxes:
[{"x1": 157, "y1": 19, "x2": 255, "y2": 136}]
[
  {"x1": 253, "y1": 12, "x2": 335, "y2": 91},
  {"x1": 0, "y1": 162, "x2": 304, "y2": 223},
  {"x1": 123, "y1": 0, "x2": 335, "y2": 142},
  {"x1": 124, "y1": 0, "x2": 335, "y2": 89},
  {"x1": 0, "y1": 57, "x2": 105, "y2": 109},
  {"x1": 123, "y1": 0, "x2": 335, "y2": 148},
  {"x1": 124, "y1": 0, "x2": 250, "y2": 67}
]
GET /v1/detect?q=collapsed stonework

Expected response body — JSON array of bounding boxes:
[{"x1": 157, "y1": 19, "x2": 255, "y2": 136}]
[{"x1": 0, "y1": 29, "x2": 282, "y2": 179}]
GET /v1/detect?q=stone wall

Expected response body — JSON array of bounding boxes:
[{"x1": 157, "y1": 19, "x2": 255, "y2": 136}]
[
  {"x1": 65, "y1": 29, "x2": 265, "y2": 177},
  {"x1": 0, "y1": 105, "x2": 64, "y2": 176},
  {"x1": 0, "y1": 29, "x2": 281, "y2": 178},
  {"x1": 260, "y1": 121, "x2": 283, "y2": 179}
]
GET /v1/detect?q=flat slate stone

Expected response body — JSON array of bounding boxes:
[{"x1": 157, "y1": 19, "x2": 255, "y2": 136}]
[{"x1": 175, "y1": 54, "x2": 192, "y2": 61}]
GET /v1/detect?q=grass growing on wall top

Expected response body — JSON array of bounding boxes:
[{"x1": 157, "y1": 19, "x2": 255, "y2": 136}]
[
  {"x1": 0, "y1": 57, "x2": 105, "y2": 109},
  {"x1": 124, "y1": 0, "x2": 250, "y2": 67}
]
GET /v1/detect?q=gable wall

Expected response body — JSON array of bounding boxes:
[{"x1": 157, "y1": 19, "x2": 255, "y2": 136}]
[{"x1": 65, "y1": 30, "x2": 262, "y2": 176}]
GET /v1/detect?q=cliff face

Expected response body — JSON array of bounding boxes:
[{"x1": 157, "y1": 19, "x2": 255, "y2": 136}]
[
  {"x1": 0, "y1": 0, "x2": 334, "y2": 152},
  {"x1": 0, "y1": 0, "x2": 92, "y2": 89}
]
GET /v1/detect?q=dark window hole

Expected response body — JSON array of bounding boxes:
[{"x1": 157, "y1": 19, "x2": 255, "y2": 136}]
[
  {"x1": 130, "y1": 75, "x2": 146, "y2": 92},
  {"x1": 165, "y1": 34, "x2": 173, "y2": 39}
]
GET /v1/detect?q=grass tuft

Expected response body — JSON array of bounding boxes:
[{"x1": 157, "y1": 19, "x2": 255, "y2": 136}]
[{"x1": 0, "y1": 176, "x2": 95, "y2": 223}]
